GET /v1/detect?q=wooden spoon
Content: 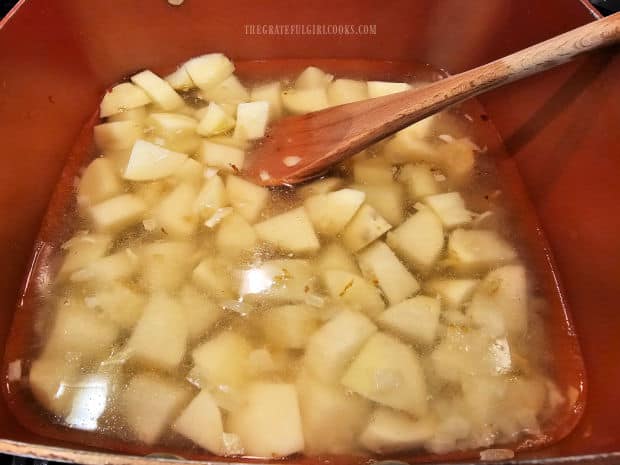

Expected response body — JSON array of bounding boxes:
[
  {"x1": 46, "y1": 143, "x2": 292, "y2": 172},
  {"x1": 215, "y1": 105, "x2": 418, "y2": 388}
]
[{"x1": 244, "y1": 12, "x2": 620, "y2": 186}]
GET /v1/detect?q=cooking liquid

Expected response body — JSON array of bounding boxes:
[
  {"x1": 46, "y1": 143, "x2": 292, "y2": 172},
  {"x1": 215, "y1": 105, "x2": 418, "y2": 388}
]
[{"x1": 1, "y1": 59, "x2": 586, "y2": 463}]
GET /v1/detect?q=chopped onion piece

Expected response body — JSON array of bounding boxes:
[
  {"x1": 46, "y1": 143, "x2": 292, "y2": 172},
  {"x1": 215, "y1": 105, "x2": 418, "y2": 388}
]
[
  {"x1": 283, "y1": 156, "x2": 301, "y2": 167},
  {"x1": 204, "y1": 167, "x2": 219, "y2": 178},
  {"x1": 304, "y1": 293, "x2": 325, "y2": 308},
  {"x1": 204, "y1": 207, "x2": 233, "y2": 228},
  {"x1": 223, "y1": 432, "x2": 244, "y2": 456},
  {"x1": 7, "y1": 359, "x2": 21, "y2": 382},
  {"x1": 480, "y1": 449, "x2": 515, "y2": 461},
  {"x1": 259, "y1": 170, "x2": 271, "y2": 181},
  {"x1": 438, "y1": 134, "x2": 454, "y2": 143},
  {"x1": 142, "y1": 218, "x2": 158, "y2": 231}
]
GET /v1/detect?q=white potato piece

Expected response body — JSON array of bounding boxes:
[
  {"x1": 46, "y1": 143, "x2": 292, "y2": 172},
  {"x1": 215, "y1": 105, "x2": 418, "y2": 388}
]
[
  {"x1": 295, "y1": 66, "x2": 334, "y2": 89},
  {"x1": 322, "y1": 269, "x2": 385, "y2": 318},
  {"x1": 260, "y1": 304, "x2": 318, "y2": 349},
  {"x1": 100, "y1": 82, "x2": 151, "y2": 117},
  {"x1": 77, "y1": 157, "x2": 122, "y2": 207},
  {"x1": 202, "y1": 75, "x2": 250, "y2": 105},
  {"x1": 467, "y1": 265, "x2": 528, "y2": 337},
  {"x1": 304, "y1": 188, "x2": 365, "y2": 236},
  {"x1": 226, "y1": 175, "x2": 269, "y2": 223},
  {"x1": 397, "y1": 163, "x2": 441, "y2": 200},
  {"x1": 94, "y1": 121, "x2": 142, "y2": 151},
  {"x1": 69, "y1": 249, "x2": 138, "y2": 283},
  {"x1": 315, "y1": 242, "x2": 359, "y2": 275},
  {"x1": 140, "y1": 241, "x2": 195, "y2": 292},
  {"x1": 192, "y1": 332, "x2": 252, "y2": 389},
  {"x1": 58, "y1": 233, "x2": 112, "y2": 277},
  {"x1": 234, "y1": 101, "x2": 269, "y2": 140},
  {"x1": 132, "y1": 180, "x2": 167, "y2": 208},
  {"x1": 120, "y1": 373, "x2": 191, "y2": 445},
  {"x1": 342, "y1": 332, "x2": 428, "y2": 416},
  {"x1": 377, "y1": 295, "x2": 440, "y2": 345},
  {"x1": 173, "y1": 390, "x2": 225, "y2": 454},
  {"x1": 199, "y1": 141, "x2": 245, "y2": 172},
  {"x1": 386, "y1": 209, "x2": 444, "y2": 271},
  {"x1": 254, "y1": 207, "x2": 320, "y2": 254},
  {"x1": 281, "y1": 88, "x2": 329, "y2": 114},
  {"x1": 239, "y1": 259, "x2": 315, "y2": 303},
  {"x1": 43, "y1": 300, "x2": 119, "y2": 359},
  {"x1": 367, "y1": 81, "x2": 411, "y2": 98},
  {"x1": 206, "y1": 135, "x2": 249, "y2": 150},
  {"x1": 297, "y1": 177, "x2": 343, "y2": 198},
  {"x1": 148, "y1": 112, "x2": 197, "y2": 134},
  {"x1": 193, "y1": 174, "x2": 228, "y2": 218},
  {"x1": 89, "y1": 282, "x2": 145, "y2": 329},
  {"x1": 192, "y1": 257, "x2": 234, "y2": 299},
  {"x1": 29, "y1": 356, "x2": 81, "y2": 416},
  {"x1": 164, "y1": 66, "x2": 194, "y2": 90},
  {"x1": 174, "y1": 158, "x2": 203, "y2": 186},
  {"x1": 154, "y1": 183, "x2": 199, "y2": 238},
  {"x1": 359, "y1": 408, "x2": 436, "y2": 454},
  {"x1": 131, "y1": 70, "x2": 184, "y2": 110},
  {"x1": 341, "y1": 204, "x2": 392, "y2": 253},
  {"x1": 184, "y1": 53, "x2": 235, "y2": 91},
  {"x1": 357, "y1": 241, "x2": 419, "y2": 305},
  {"x1": 196, "y1": 102, "x2": 235, "y2": 136},
  {"x1": 327, "y1": 79, "x2": 368, "y2": 106},
  {"x1": 384, "y1": 135, "x2": 438, "y2": 165},
  {"x1": 425, "y1": 278, "x2": 479, "y2": 310},
  {"x1": 227, "y1": 383, "x2": 304, "y2": 458},
  {"x1": 447, "y1": 229, "x2": 517, "y2": 272},
  {"x1": 351, "y1": 183, "x2": 404, "y2": 226},
  {"x1": 353, "y1": 157, "x2": 394, "y2": 184},
  {"x1": 178, "y1": 285, "x2": 224, "y2": 341},
  {"x1": 108, "y1": 106, "x2": 148, "y2": 123},
  {"x1": 297, "y1": 371, "x2": 371, "y2": 454},
  {"x1": 424, "y1": 192, "x2": 472, "y2": 229},
  {"x1": 251, "y1": 81, "x2": 282, "y2": 120},
  {"x1": 305, "y1": 310, "x2": 377, "y2": 383},
  {"x1": 215, "y1": 212, "x2": 257, "y2": 256},
  {"x1": 123, "y1": 139, "x2": 188, "y2": 181},
  {"x1": 126, "y1": 293, "x2": 189, "y2": 371}
]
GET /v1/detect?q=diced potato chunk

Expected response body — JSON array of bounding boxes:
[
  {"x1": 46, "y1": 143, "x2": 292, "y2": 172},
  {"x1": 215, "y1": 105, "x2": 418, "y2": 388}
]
[
  {"x1": 199, "y1": 141, "x2": 245, "y2": 172},
  {"x1": 297, "y1": 177, "x2": 343, "y2": 198},
  {"x1": 192, "y1": 332, "x2": 252, "y2": 389},
  {"x1": 29, "y1": 356, "x2": 81, "y2": 416},
  {"x1": 193, "y1": 174, "x2": 228, "y2": 218},
  {"x1": 178, "y1": 285, "x2": 224, "y2": 341},
  {"x1": 88, "y1": 282, "x2": 145, "y2": 329},
  {"x1": 251, "y1": 81, "x2": 283, "y2": 120},
  {"x1": 260, "y1": 304, "x2": 318, "y2": 349},
  {"x1": 386, "y1": 209, "x2": 444, "y2": 271},
  {"x1": 255, "y1": 207, "x2": 320, "y2": 254},
  {"x1": 376, "y1": 296, "x2": 440, "y2": 345},
  {"x1": 173, "y1": 390, "x2": 225, "y2": 454},
  {"x1": 154, "y1": 183, "x2": 199, "y2": 238},
  {"x1": 327, "y1": 79, "x2": 368, "y2": 106},
  {"x1": 58, "y1": 233, "x2": 112, "y2": 277},
  {"x1": 297, "y1": 371, "x2": 371, "y2": 454},
  {"x1": 304, "y1": 310, "x2": 377, "y2": 383},
  {"x1": 424, "y1": 192, "x2": 472, "y2": 229},
  {"x1": 201, "y1": 75, "x2": 249, "y2": 105},
  {"x1": 353, "y1": 157, "x2": 394, "y2": 184},
  {"x1": 352, "y1": 183, "x2": 404, "y2": 226},
  {"x1": 227, "y1": 383, "x2": 304, "y2": 458},
  {"x1": 147, "y1": 113, "x2": 200, "y2": 154},
  {"x1": 322, "y1": 269, "x2": 385, "y2": 318},
  {"x1": 100, "y1": 82, "x2": 151, "y2": 118},
  {"x1": 126, "y1": 293, "x2": 189, "y2": 371},
  {"x1": 44, "y1": 300, "x2": 119, "y2": 359},
  {"x1": 174, "y1": 158, "x2": 203, "y2": 186},
  {"x1": 140, "y1": 241, "x2": 195, "y2": 292},
  {"x1": 234, "y1": 101, "x2": 269, "y2": 140},
  {"x1": 94, "y1": 121, "x2": 142, "y2": 151},
  {"x1": 425, "y1": 278, "x2": 479, "y2": 310},
  {"x1": 384, "y1": 136, "x2": 438, "y2": 165},
  {"x1": 467, "y1": 265, "x2": 528, "y2": 337},
  {"x1": 192, "y1": 257, "x2": 234, "y2": 299},
  {"x1": 282, "y1": 88, "x2": 329, "y2": 114},
  {"x1": 131, "y1": 70, "x2": 184, "y2": 111},
  {"x1": 77, "y1": 158, "x2": 122, "y2": 207},
  {"x1": 108, "y1": 106, "x2": 148, "y2": 123},
  {"x1": 342, "y1": 204, "x2": 392, "y2": 252},
  {"x1": 397, "y1": 163, "x2": 441, "y2": 200},
  {"x1": 123, "y1": 139, "x2": 188, "y2": 181},
  {"x1": 295, "y1": 66, "x2": 334, "y2": 89},
  {"x1": 341, "y1": 332, "x2": 428, "y2": 416},
  {"x1": 357, "y1": 241, "x2": 419, "y2": 305},
  {"x1": 367, "y1": 81, "x2": 411, "y2": 98},
  {"x1": 359, "y1": 408, "x2": 436, "y2": 454},
  {"x1": 315, "y1": 243, "x2": 359, "y2": 275},
  {"x1": 239, "y1": 259, "x2": 315, "y2": 303},
  {"x1": 447, "y1": 229, "x2": 517, "y2": 272},
  {"x1": 69, "y1": 249, "x2": 138, "y2": 283},
  {"x1": 196, "y1": 102, "x2": 236, "y2": 136},
  {"x1": 184, "y1": 53, "x2": 235, "y2": 91},
  {"x1": 226, "y1": 175, "x2": 269, "y2": 223},
  {"x1": 164, "y1": 66, "x2": 194, "y2": 91},
  {"x1": 215, "y1": 212, "x2": 257, "y2": 256},
  {"x1": 120, "y1": 373, "x2": 191, "y2": 444},
  {"x1": 304, "y1": 188, "x2": 365, "y2": 236}
]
